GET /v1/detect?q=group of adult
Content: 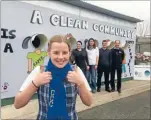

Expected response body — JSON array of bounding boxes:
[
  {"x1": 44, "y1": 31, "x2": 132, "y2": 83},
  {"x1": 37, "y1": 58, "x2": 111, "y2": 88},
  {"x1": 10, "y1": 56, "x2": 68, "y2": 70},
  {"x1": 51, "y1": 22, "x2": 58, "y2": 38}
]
[{"x1": 72, "y1": 38, "x2": 125, "y2": 93}]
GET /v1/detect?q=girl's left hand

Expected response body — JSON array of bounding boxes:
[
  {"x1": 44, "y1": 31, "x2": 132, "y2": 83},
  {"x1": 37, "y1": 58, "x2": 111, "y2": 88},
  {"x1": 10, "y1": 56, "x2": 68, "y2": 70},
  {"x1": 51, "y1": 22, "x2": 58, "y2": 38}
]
[{"x1": 67, "y1": 65, "x2": 84, "y2": 86}]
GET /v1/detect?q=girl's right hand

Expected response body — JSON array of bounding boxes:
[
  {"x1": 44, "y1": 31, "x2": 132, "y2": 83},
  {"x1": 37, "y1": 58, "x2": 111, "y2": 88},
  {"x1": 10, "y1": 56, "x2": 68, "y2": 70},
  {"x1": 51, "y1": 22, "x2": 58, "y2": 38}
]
[{"x1": 33, "y1": 72, "x2": 52, "y2": 87}]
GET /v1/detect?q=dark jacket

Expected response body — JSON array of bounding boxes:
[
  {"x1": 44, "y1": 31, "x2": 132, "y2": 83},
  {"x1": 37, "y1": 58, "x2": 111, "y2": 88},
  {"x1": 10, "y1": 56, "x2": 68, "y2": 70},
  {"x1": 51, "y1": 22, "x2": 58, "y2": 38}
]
[
  {"x1": 72, "y1": 48, "x2": 89, "y2": 69},
  {"x1": 98, "y1": 48, "x2": 112, "y2": 68},
  {"x1": 111, "y1": 48, "x2": 125, "y2": 67}
]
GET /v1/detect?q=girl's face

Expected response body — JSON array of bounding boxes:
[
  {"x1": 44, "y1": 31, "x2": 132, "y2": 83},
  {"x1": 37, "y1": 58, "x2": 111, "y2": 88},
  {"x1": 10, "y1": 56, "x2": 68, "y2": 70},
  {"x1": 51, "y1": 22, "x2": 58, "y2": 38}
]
[
  {"x1": 89, "y1": 40, "x2": 94, "y2": 46},
  {"x1": 48, "y1": 42, "x2": 71, "y2": 68}
]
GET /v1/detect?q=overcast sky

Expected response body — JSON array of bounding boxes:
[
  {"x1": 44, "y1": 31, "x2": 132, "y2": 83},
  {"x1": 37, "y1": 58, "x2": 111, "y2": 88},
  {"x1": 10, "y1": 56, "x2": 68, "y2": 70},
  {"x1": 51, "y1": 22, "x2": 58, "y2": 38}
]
[
  {"x1": 84, "y1": 1, "x2": 150, "y2": 21},
  {"x1": 84, "y1": 1, "x2": 150, "y2": 36}
]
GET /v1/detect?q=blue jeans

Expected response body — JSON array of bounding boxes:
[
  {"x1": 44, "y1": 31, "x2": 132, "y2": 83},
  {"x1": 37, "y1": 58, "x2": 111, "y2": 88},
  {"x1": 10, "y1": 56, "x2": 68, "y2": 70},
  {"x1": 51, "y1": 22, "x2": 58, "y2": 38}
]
[
  {"x1": 86, "y1": 65, "x2": 97, "y2": 91},
  {"x1": 122, "y1": 64, "x2": 126, "y2": 73}
]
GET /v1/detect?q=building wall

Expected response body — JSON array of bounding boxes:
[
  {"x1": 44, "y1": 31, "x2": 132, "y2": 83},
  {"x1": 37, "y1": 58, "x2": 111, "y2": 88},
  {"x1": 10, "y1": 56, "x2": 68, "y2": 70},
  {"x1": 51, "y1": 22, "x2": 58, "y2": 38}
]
[
  {"x1": 23, "y1": 1, "x2": 137, "y2": 29},
  {"x1": 1, "y1": 1, "x2": 137, "y2": 100}
]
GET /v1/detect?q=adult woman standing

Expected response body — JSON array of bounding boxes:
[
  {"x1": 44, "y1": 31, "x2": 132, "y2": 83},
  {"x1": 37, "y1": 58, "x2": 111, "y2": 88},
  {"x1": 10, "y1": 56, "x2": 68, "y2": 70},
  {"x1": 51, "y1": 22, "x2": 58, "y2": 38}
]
[
  {"x1": 86, "y1": 38, "x2": 99, "y2": 93},
  {"x1": 72, "y1": 41, "x2": 89, "y2": 76}
]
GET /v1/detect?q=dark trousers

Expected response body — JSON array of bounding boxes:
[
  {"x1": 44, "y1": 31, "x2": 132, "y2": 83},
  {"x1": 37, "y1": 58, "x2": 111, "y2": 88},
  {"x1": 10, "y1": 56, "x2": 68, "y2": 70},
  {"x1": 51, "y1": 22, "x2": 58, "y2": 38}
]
[
  {"x1": 97, "y1": 66, "x2": 110, "y2": 90},
  {"x1": 111, "y1": 66, "x2": 122, "y2": 90},
  {"x1": 80, "y1": 67, "x2": 86, "y2": 77}
]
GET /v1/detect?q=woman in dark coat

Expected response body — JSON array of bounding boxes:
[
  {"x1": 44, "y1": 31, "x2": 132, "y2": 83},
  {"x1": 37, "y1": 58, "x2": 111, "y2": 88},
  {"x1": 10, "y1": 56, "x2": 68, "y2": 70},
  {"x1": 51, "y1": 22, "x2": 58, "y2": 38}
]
[{"x1": 72, "y1": 41, "x2": 89, "y2": 76}]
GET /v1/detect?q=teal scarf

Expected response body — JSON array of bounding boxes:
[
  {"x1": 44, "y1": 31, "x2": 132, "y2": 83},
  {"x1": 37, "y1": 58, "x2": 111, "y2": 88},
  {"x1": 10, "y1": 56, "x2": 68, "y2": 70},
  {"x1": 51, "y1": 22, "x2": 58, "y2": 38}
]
[{"x1": 46, "y1": 59, "x2": 72, "y2": 120}]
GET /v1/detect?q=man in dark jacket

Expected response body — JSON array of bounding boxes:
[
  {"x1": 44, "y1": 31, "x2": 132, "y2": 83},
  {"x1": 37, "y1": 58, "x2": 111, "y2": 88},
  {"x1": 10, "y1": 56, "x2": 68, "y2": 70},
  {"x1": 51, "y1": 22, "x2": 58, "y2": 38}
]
[
  {"x1": 97, "y1": 40, "x2": 112, "y2": 92},
  {"x1": 111, "y1": 40, "x2": 125, "y2": 93}
]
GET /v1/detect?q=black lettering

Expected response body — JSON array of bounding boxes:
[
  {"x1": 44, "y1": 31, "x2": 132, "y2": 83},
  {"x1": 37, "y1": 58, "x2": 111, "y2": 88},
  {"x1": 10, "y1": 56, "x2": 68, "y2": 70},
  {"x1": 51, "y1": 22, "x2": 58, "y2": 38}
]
[
  {"x1": 40, "y1": 56, "x2": 43, "y2": 60},
  {"x1": 33, "y1": 63, "x2": 36, "y2": 67},
  {"x1": 35, "y1": 61, "x2": 39, "y2": 65},
  {"x1": 9, "y1": 30, "x2": 16, "y2": 39},
  {"x1": 37, "y1": 59, "x2": 41, "y2": 64},
  {"x1": 33, "y1": 61, "x2": 38, "y2": 67},
  {"x1": 4, "y1": 43, "x2": 13, "y2": 53},
  {"x1": 1, "y1": 28, "x2": 9, "y2": 38},
  {"x1": 33, "y1": 56, "x2": 44, "y2": 67}
]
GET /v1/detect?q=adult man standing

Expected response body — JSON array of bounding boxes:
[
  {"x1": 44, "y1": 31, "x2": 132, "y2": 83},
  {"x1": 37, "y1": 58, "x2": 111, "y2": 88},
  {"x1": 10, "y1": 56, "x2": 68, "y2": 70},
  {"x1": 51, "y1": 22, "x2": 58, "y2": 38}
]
[
  {"x1": 111, "y1": 40, "x2": 125, "y2": 93},
  {"x1": 97, "y1": 40, "x2": 111, "y2": 92}
]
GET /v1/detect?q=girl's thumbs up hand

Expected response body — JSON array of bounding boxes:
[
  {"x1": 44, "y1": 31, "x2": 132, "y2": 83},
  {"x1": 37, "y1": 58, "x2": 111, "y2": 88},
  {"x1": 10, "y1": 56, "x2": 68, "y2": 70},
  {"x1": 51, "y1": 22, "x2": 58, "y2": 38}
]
[{"x1": 67, "y1": 65, "x2": 84, "y2": 86}]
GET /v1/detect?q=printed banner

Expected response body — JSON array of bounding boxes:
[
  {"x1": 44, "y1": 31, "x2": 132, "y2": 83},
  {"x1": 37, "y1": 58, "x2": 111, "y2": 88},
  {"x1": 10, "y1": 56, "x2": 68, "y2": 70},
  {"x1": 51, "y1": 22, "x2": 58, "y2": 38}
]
[{"x1": 134, "y1": 65, "x2": 151, "y2": 80}]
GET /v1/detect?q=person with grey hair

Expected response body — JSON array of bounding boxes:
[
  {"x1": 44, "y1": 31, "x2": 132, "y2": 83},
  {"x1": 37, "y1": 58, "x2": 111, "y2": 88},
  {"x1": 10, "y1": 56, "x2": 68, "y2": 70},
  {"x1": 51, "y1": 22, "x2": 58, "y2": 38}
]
[{"x1": 110, "y1": 40, "x2": 125, "y2": 93}]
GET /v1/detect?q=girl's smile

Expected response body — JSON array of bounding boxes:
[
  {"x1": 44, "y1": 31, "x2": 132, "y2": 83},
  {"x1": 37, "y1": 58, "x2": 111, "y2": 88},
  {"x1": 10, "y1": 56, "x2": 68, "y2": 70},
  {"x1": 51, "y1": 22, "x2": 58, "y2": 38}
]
[{"x1": 48, "y1": 42, "x2": 71, "y2": 68}]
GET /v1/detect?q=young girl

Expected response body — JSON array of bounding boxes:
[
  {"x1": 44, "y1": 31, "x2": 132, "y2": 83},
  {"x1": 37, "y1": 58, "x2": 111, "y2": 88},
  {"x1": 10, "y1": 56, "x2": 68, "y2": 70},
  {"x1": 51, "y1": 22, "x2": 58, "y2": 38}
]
[{"x1": 14, "y1": 35, "x2": 92, "y2": 120}]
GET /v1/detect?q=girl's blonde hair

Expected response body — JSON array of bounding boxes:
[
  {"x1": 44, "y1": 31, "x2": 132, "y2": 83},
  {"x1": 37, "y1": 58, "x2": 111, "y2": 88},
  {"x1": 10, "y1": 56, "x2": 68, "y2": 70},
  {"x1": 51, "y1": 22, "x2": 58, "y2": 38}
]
[{"x1": 48, "y1": 35, "x2": 71, "y2": 52}]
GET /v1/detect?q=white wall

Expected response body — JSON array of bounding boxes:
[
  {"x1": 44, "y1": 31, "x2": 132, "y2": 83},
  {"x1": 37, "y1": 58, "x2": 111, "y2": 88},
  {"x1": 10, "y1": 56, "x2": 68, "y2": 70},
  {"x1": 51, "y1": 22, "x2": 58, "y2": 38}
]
[
  {"x1": 22, "y1": 1, "x2": 137, "y2": 29},
  {"x1": 1, "y1": 1, "x2": 136, "y2": 99}
]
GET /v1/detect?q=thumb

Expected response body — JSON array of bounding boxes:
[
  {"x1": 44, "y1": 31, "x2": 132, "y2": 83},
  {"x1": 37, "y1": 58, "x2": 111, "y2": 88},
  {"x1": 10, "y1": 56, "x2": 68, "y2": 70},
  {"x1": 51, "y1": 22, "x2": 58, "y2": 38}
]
[
  {"x1": 73, "y1": 64, "x2": 78, "y2": 72},
  {"x1": 40, "y1": 66, "x2": 46, "y2": 73}
]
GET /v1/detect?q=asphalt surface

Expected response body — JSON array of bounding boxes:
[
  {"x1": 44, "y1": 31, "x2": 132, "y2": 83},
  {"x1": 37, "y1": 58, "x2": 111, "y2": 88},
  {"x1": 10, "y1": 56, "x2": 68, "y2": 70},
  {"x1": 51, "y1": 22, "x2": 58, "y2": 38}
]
[{"x1": 78, "y1": 90, "x2": 151, "y2": 119}]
